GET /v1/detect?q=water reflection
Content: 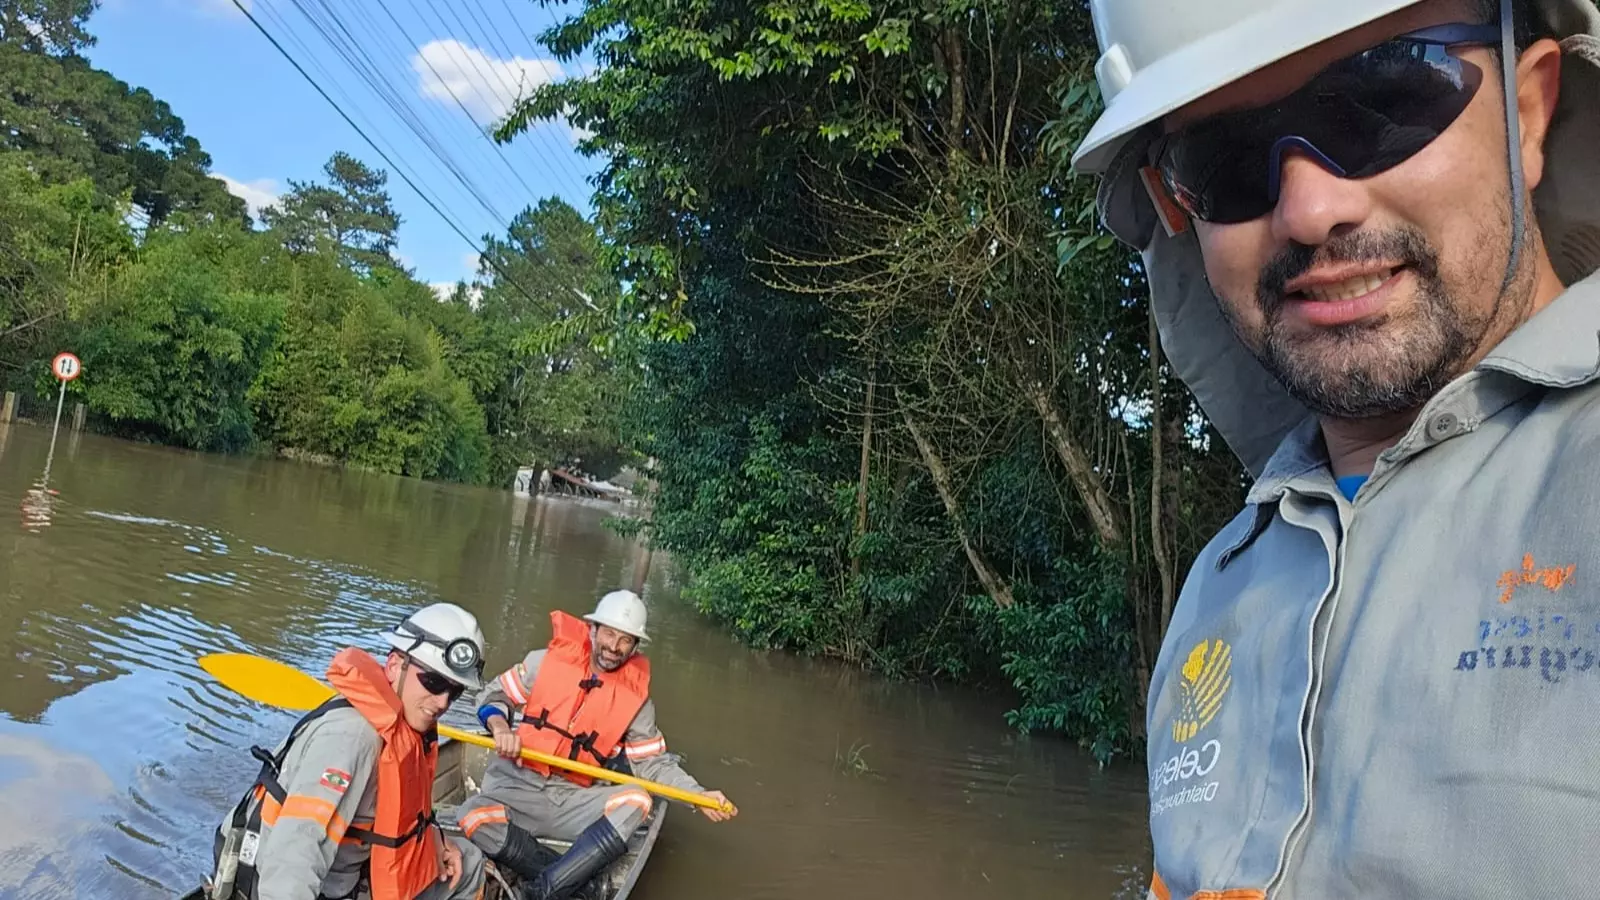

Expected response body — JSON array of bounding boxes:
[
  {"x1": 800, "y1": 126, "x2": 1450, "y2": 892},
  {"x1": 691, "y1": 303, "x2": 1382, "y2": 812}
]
[
  {"x1": 0, "y1": 423, "x2": 1150, "y2": 898},
  {"x1": 20, "y1": 482, "x2": 57, "y2": 532}
]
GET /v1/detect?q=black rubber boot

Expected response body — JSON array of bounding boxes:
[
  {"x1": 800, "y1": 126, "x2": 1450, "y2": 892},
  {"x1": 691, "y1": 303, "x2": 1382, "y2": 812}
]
[
  {"x1": 519, "y1": 817, "x2": 627, "y2": 900},
  {"x1": 489, "y1": 822, "x2": 561, "y2": 882}
]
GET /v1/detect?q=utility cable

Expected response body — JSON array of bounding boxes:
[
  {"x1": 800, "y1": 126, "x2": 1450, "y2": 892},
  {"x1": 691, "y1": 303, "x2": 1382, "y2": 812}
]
[{"x1": 229, "y1": 0, "x2": 567, "y2": 320}]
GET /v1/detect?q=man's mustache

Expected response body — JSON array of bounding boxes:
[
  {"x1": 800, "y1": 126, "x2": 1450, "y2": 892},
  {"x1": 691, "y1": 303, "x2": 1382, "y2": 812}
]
[{"x1": 1256, "y1": 227, "x2": 1439, "y2": 310}]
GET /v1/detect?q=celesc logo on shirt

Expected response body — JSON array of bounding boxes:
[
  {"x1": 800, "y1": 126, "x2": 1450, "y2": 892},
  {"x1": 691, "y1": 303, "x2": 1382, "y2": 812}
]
[{"x1": 1151, "y1": 639, "x2": 1230, "y2": 817}]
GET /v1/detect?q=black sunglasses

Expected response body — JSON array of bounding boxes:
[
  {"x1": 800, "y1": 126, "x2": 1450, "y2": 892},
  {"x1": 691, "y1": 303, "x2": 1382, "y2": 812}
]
[
  {"x1": 1150, "y1": 22, "x2": 1502, "y2": 225},
  {"x1": 415, "y1": 667, "x2": 466, "y2": 703}
]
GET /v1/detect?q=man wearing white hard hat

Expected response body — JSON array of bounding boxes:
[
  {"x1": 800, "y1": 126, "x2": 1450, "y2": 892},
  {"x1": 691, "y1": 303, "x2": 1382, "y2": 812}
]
[
  {"x1": 458, "y1": 590, "x2": 737, "y2": 900},
  {"x1": 206, "y1": 603, "x2": 489, "y2": 900},
  {"x1": 1072, "y1": 0, "x2": 1600, "y2": 895}
]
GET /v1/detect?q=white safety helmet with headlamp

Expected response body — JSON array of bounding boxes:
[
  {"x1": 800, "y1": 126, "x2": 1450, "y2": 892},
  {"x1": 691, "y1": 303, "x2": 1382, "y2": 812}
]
[
  {"x1": 385, "y1": 602, "x2": 487, "y2": 691},
  {"x1": 582, "y1": 590, "x2": 650, "y2": 643}
]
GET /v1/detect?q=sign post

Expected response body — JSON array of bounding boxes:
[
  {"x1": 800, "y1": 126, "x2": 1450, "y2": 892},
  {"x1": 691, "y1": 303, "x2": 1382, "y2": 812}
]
[{"x1": 40, "y1": 352, "x2": 81, "y2": 487}]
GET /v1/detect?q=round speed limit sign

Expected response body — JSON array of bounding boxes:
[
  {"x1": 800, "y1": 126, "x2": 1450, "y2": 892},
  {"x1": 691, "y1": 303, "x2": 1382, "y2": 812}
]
[{"x1": 51, "y1": 352, "x2": 81, "y2": 382}]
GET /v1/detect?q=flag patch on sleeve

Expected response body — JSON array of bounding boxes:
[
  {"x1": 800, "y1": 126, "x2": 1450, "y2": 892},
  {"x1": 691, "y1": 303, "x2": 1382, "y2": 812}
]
[{"x1": 319, "y1": 768, "x2": 352, "y2": 793}]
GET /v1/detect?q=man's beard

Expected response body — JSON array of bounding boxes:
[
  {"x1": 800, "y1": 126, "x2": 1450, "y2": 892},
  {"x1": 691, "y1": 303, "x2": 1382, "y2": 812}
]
[{"x1": 1242, "y1": 225, "x2": 1491, "y2": 420}]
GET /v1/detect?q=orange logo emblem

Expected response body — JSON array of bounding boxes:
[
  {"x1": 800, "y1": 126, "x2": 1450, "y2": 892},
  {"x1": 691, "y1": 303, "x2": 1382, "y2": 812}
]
[{"x1": 1497, "y1": 553, "x2": 1576, "y2": 604}]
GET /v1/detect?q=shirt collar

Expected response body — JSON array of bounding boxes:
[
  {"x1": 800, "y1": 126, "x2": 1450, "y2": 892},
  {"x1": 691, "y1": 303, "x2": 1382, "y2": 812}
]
[{"x1": 1475, "y1": 268, "x2": 1600, "y2": 388}]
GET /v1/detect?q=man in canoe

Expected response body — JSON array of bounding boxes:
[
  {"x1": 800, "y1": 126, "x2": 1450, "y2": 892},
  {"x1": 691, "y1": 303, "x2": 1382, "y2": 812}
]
[
  {"x1": 1070, "y1": 0, "x2": 1600, "y2": 894},
  {"x1": 205, "y1": 603, "x2": 490, "y2": 900},
  {"x1": 459, "y1": 590, "x2": 738, "y2": 900}
]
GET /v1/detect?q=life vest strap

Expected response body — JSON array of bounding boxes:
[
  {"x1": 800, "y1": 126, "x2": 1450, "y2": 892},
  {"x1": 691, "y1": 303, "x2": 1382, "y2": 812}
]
[
  {"x1": 522, "y1": 707, "x2": 615, "y2": 768},
  {"x1": 344, "y1": 811, "x2": 434, "y2": 849}
]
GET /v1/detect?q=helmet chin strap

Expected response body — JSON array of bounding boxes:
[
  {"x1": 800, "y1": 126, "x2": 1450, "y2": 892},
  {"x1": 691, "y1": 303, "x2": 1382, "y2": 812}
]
[
  {"x1": 1498, "y1": 0, "x2": 1528, "y2": 297},
  {"x1": 393, "y1": 654, "x2": 412, "y2": 700}
]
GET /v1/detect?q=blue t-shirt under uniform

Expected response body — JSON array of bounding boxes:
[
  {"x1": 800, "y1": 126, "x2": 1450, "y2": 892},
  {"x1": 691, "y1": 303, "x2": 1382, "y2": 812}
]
[{"x1": 1336, "y1": 474, "x2": 1369, "y2": 501}]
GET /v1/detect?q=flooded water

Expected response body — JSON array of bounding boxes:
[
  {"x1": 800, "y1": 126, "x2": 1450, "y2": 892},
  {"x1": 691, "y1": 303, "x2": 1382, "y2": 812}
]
[{"x1": 0, "y1": 422, "x2": 1151, "y2": 899}]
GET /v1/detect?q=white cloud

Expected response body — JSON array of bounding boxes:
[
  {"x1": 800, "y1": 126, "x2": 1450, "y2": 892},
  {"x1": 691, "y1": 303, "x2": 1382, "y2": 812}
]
[
  {"x1": 463, "y1": 252, "x2": 483, "y2": 276},
  {"x1": 431, "y1": 282, "x2": 484, "y2": 309},
  {"x1": 216, "y1": 174, "x2": 280, "y2": 219},
  {"x1": 413, "y1": 40, "x2": 565, "y2": 126}
]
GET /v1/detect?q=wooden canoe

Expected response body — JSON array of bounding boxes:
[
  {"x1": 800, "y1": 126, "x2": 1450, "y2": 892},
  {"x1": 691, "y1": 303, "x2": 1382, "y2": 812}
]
[{"x1": 181, "y1": 731, "x2": 666, "y2": 900}]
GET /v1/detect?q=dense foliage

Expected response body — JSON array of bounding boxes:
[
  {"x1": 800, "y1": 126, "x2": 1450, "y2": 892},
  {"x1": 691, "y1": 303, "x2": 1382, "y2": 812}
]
[
  {"x1": 0, "y1": 3, "x2": 632, "y2": 484},
  {"x1": 502, "y1": 0, "x2": 1252, "y2": 761}
]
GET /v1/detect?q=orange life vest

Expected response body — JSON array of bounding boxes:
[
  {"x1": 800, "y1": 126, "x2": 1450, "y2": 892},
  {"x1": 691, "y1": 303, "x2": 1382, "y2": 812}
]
[
  {"x1": 517, "y1": 610, "x2": 650, "y2": 786},
  {"x1": 325, "y1": 647, "x2": 441, "y2": 900}
]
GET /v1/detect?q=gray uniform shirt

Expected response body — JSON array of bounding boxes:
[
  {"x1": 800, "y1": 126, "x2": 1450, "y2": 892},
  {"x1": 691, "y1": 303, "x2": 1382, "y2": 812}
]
[
  {"x1": 218, "y1": 705, "x2": 384, "y2": 900},
  {"x1": 476, "y1": 649, "x2": 706, "y2": 795},
  {"x1": 1145, "y1": 271, "x2": 1600, "y2": 898}
]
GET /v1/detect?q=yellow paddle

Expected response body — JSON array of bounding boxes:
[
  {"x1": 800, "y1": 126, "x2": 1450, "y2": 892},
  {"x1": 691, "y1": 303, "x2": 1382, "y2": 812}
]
[{"x1": 198, "y1": 652, "x2": 735, "y2": 814}]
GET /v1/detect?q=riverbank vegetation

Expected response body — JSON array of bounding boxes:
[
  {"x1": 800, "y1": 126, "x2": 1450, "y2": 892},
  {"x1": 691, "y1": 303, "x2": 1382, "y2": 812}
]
[
  {"x1": 0, "y1": 8, "x2": 631, "y2": 485},
  {"x1": 0, "y1": 0, "x2": 1254, "y2": 763}
]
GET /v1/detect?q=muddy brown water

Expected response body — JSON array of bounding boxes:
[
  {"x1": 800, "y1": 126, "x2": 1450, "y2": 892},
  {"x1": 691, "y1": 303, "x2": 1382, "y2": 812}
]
[{"x1": 0, "y1": 423, "x2": 1151, "y2": 899}]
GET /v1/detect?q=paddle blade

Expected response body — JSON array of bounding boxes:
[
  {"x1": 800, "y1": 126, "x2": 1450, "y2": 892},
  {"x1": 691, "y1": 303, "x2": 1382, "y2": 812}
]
[{"x1": 199, "y1": 652, "x2": 336, "y2": 711}]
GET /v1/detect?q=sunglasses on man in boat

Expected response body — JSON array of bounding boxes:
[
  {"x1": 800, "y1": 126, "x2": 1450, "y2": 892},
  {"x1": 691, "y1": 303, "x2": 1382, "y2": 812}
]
[
  {"x1": 414, "y1": 666, "x2": 467, "y2": 703},
  {"x1": 1148, "y1": 22, "x2": 1503, "y2": 224}
]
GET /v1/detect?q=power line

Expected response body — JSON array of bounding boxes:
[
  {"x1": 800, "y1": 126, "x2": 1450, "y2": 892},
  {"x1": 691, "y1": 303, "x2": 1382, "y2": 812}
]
[
  {"x1": 229, "y1": 0, "x2": 564, "y2": 319},
  {"x1": 493, "y1": 0, "x2": 545, "y2": 52},
  {"x1": 266, "y1": 0, "x2": 593, "y2": 241},
  {"x1": 285, "y1": 0, "x2": 515, "y2": 225},
  {"x1": 311, "y1": 0, "x2": 531, "y2": 220},
  {"x1": 494, "y1": 0, "x2": 604, "y2": 194},
  {"x1": 440, "y1": 0, "x2": 591, "y2": 187},
  {"x1": 366, "y1": 0, "x2": 560, "y2": 201},
  {"x1": 407, "y1": 0, "x2": 589, "y2": 191},
  {"x1": 255, "y1": 0, "x2": 511, "y2": 235}
]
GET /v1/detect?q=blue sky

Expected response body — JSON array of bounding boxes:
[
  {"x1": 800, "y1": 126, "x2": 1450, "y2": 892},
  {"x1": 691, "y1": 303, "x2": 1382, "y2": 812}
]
[{"x1": 85, "y1": 0, "x2": 603, "y2": 290}]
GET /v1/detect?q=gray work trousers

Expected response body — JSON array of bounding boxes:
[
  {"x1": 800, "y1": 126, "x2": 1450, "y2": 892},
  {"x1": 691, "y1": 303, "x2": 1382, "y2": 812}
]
[{"x1": 456, "y1": 759, "x2": 651, "y2": 856}]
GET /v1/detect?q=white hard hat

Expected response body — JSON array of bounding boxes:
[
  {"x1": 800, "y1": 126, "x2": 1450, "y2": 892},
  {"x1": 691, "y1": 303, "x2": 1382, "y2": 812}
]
[
  {"x1": 386, "y1": 603, "x2": 487, "y2": 691},
  {"x1": 582, "y1": 590, "x2": 649, "y2": 642},
  {"x1": 1073, "y1": 0, "x2": 1461, "y2": 174}
]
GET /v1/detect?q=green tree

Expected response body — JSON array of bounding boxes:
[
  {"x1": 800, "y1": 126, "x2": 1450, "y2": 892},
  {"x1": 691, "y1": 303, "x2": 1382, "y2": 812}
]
[
  {"x1": 1, "y1": 0, "x2": 96, "y2": 56},
  {"x1": 66, "y1": 224, "x2": 284, "y2": 451},
  {"x1": 260, "y1": 152, "x2": 401, "y2": 274},
  {"x1": 0, "y1": 41, "x2": 245, "y2": 227},
  {"x1": 0, "y1": 156, "x2": 133, "y2": 388}
]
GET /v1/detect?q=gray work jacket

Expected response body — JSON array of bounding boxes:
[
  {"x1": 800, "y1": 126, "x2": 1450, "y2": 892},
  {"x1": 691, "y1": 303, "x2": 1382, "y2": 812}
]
[{"x1": 1146, "y1": 270, "x2": 1600, "y2": 898}]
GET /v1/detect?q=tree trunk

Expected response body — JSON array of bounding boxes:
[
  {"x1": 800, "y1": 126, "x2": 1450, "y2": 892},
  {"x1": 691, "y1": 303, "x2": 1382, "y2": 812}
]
[
  {"x1": 1026, "y1": 382, "x2": 1124, "y2": 547},
  {"x1": 900, "y1": 403, "x2": 1014, "y2": 608},
  {"x1": 851, "y1": 372, "x2": 876, "y2": 579},
  {"x1": 944, "y1": 29, "x2": 966, "y2": 162},
  {"x1": 1149, "y1": 303, "x2": 1176, "y2": 640}
]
